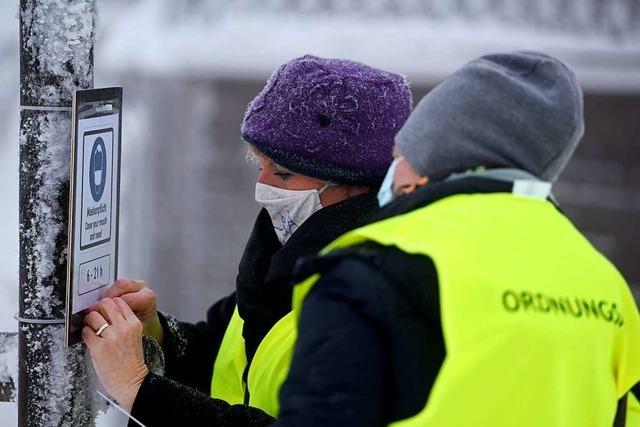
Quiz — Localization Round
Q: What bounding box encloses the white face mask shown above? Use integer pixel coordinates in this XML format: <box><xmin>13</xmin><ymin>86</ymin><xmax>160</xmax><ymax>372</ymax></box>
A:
<box><xmin>255</xmin><ymin>181</ymin><xmax>332</xmax><ymax>245</ymax></box>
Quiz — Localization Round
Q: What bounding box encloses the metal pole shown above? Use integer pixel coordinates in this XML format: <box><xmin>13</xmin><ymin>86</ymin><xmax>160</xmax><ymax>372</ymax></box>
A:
<box><xmin>19</xmin><ymin>1</ymin><xmax>98</xmax><ymax>425</ymax></box>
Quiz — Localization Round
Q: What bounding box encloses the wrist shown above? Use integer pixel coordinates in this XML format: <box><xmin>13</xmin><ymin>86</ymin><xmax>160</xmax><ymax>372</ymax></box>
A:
<box><xmin>118</xmin><ymin>365</ymin><xmax>149</xmax><ymax>412</ymax></box>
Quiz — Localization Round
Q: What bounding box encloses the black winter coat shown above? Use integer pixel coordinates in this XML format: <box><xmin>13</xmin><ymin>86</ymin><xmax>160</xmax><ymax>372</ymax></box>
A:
<box><xmin>129</xmin><ymin>191</ymin><xmax>379</xmax><ymax>426</ymax></box>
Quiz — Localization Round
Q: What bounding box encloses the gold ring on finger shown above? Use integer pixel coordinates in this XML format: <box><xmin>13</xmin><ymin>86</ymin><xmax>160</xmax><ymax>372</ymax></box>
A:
<box><xmin>95</xmin><ymin>323</ymin><xmax>110</xmax><ymax>337</ymax></box>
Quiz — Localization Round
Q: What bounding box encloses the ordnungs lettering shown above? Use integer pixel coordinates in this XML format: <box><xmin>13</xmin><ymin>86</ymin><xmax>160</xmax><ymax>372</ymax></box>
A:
<box><xmin>502</xmin><ymin>290</ymin><xmax>624</xmax><ymax>327</ymax></box>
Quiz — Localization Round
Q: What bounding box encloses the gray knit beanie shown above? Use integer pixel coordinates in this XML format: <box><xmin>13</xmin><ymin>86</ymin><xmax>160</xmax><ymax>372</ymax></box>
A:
<box><xmin>396</xmin><ymin>51</ymin><xmax>584</xmax><ymax>182</ymax></box>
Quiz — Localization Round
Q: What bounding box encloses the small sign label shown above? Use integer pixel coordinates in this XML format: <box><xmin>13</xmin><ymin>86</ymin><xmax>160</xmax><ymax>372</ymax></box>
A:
<box><xmin>78</xmin><ymin>255</ymin><xmax>111</xmax><ymax>296</ymax></box>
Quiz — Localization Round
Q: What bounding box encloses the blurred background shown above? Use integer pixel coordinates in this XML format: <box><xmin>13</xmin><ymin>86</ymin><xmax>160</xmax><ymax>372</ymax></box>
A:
<box><xmin>0</xmin><ymin>0</ymin><xmax>639</xmax><ymax>330</ymax></box>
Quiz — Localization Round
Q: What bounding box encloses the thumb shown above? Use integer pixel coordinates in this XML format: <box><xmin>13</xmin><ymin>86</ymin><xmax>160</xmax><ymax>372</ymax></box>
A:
<box><xmin>120</xmin><ymin>289</ymin><xmax>156</xmax><ymax>317</ymax></box>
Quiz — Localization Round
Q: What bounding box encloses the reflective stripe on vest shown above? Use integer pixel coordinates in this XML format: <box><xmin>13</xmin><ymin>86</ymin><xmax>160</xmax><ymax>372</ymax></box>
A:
<box><xmin>211</xmin><ymin>306</ymin><xmax>296</xmax><ymax>417</ymax></box>
<box><xmin>291</xmin><ymin>193</ymin><xmax>640</xmax><ymax>427</ymax></box>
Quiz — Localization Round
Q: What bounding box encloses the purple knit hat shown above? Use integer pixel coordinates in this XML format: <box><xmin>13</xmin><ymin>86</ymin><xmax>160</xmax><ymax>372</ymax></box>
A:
<box><xmin>241</xmin><ymin>55</ymin><xmax>412</xmax><ymax>185</ymax></box>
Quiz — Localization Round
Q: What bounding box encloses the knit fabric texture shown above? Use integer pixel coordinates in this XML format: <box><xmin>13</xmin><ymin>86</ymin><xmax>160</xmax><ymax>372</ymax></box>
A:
<box><xmin>396</xmin><ymin>51</ymin><xmax>584</xmax><ymax>183</ymax></box>
<box><xmin>242</xmin><ymin>55</ymin><xmax>412</xmax><ymax>185</ymax></box>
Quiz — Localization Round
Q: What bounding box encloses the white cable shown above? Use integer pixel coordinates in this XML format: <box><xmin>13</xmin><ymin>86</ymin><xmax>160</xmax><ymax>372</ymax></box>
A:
<box><xmin>96</xmin><ymin>390</ymin><xmax>147</xmax><ymax>427</ymax></box>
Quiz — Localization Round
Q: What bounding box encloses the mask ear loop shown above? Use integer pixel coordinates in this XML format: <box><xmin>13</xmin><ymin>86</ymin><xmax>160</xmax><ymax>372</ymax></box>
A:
<box><xmin>318</xmin><ymin>181</ymin><xmax>334</xmax><ymax>195</ymax></box>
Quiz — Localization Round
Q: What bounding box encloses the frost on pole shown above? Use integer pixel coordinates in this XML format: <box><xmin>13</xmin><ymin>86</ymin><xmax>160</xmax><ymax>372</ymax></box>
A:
<box><xmin>19</xmin><ymin>0</ymin><xmax>105</xmax><ymax>425</ymax></box>
<box><xmin>21</xmin><ymin>0</ymin><xmax>94</xmax><ymax>106</ymax></box>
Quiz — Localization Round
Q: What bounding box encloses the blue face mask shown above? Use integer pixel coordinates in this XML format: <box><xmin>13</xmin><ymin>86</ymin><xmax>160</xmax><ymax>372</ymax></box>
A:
<box><xmin>377</xmin><ymin>157</ymin><xmax>402</xmax><ymax>207</ymax></box>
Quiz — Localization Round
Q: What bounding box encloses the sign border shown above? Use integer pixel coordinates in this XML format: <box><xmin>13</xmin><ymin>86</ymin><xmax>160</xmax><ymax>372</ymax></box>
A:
<box><xmin>66</xmin><ymin>87</ymin><xmax>122</xmax><ymax>347</ymax></box>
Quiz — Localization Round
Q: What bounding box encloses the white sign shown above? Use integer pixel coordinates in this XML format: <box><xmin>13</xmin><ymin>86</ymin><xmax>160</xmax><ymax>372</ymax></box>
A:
<box><xmin>66</xmin><ymin>87</ymin><xmax>122</xmax><ymax>346</ymax></box>
<box><xmin>71</xmin><ymin>114</ymin><xmax>120</xmax><ymax>314</ymax></box>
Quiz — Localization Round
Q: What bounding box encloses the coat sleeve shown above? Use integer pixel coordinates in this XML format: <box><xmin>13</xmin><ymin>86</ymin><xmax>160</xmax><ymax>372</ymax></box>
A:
<box><xmin>273</xmin><ymin>259</ymin><xmax>392</xmax><ymax>427</ymax></box>
<box><xmin>158</xmin><ymin>291</ymin><xmax>237</xmax><ymax>394</ymax></box>
<box><xmin>130</xmin><ymin>373</ymin><xmax>274</xmax><ymax>427</ymax></box>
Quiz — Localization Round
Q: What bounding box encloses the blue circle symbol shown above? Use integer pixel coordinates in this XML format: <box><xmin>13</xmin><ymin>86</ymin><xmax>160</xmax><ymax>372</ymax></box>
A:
<box><xmin>89</xmin><ymin>137</ymin><xmax>107</xmax><ymax>202</ymax></box>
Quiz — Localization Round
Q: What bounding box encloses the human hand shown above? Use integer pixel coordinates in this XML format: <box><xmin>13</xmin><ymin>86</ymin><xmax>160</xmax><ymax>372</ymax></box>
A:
<box><xmin>83</xmin><ymin>298</ymin><xmax>149</xmax><ymax>411</ymax></box>
<box><xmin>99</xmin><ymin>279</ymin><xmax>164</xmax><ymax>344</ymax></box>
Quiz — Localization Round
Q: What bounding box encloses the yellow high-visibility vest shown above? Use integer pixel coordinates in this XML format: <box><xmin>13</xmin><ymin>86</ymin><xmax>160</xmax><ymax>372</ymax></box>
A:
<box><xmin>291</xmin><ymin>192</ymin><xmax>640</xmax><ymax>426</ymax></box>
<box><xmin>210</xmin><ymin>307</ymin><xmax>246</xmax><ymax>406</ymax></box>
<box><xmin>210</xmin><ymin>306</ymin><xmax>295</xmax><ymax>417</ymax></box>
<box><xmin>628</xmin><ymin>392</ymin><xmax>640</xmax><ymax>425</ymax></box>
